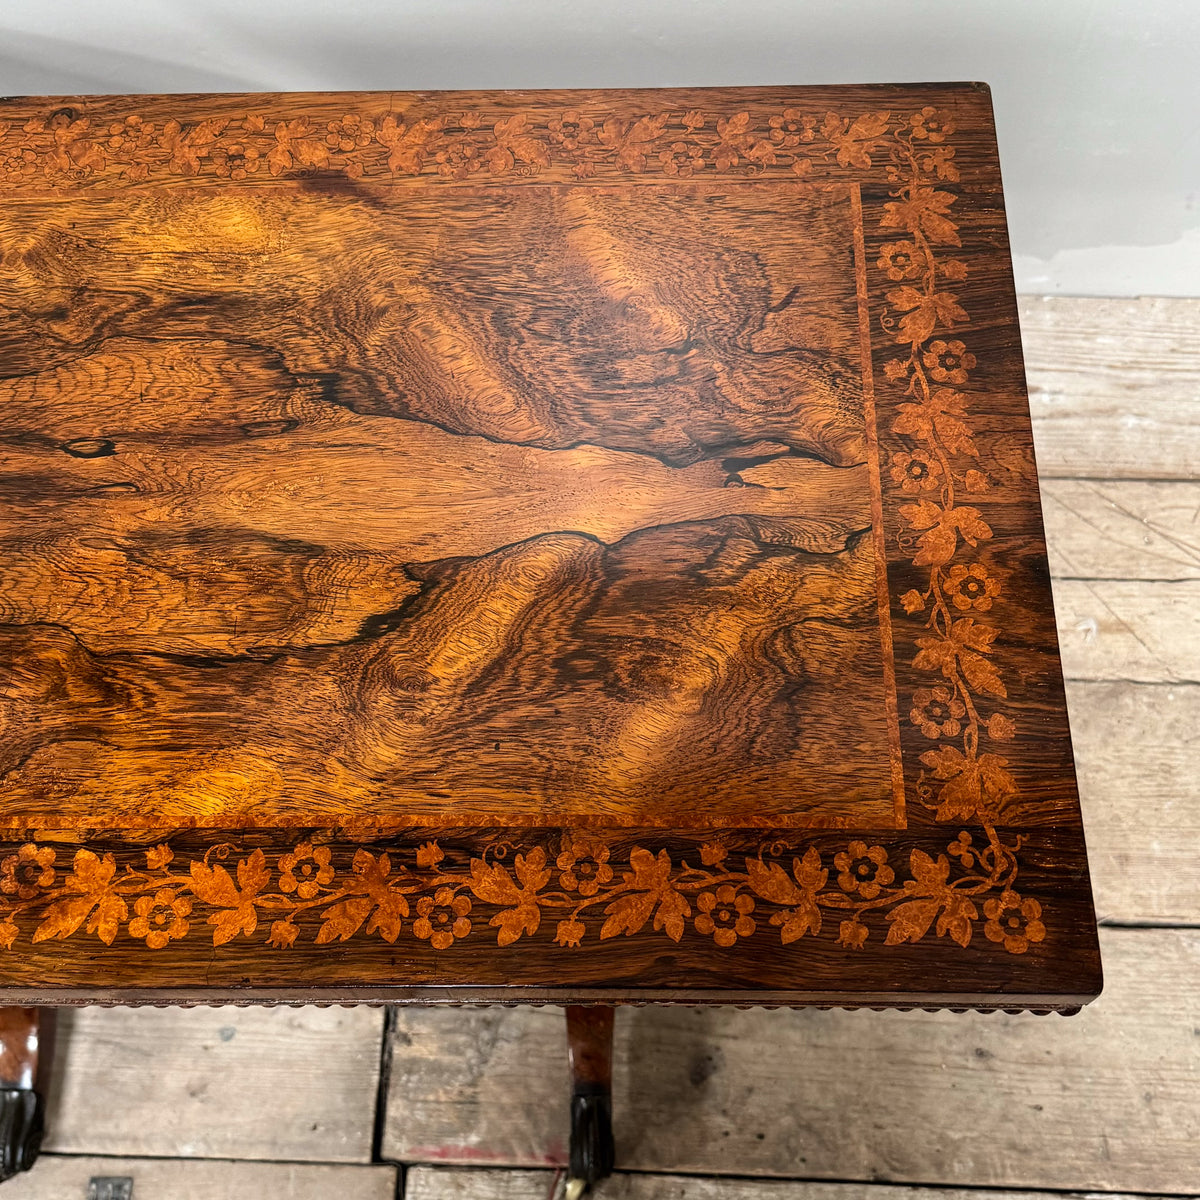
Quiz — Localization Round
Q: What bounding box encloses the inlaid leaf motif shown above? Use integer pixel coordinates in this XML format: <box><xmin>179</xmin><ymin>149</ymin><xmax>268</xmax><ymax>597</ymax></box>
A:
<box><xmin>267</xmin><ymin>118</ymin><xmax>330</xmax><ymax>175</ymax></box>
<box><xmin>881</xmin><ymin>187</ymin><xmax>961</xmax><ymax>245</ymax></box>
<box><xmin>32</xmin><ymin>849</ymin><xmax>120</xmax><ymax>944</ymax></box>
<box><xmin>598</xmin><ymin>112</ymin><xmax>670</xmax><ymax>172</ymax></box>
<box><xmin>600</xmin><ymin>889</ymin><xmax>656</xmax><ymax>940</ymax></box>
<box><xmin>823</xmin><ymin>110</ymin><xmax>890</xmax><ymax>168</ymax></box>
<box><xmin>885</xmin><ymin>898</ymin><xmax>942</xmax><ymax>944</ymax></box>
<box><xmin>745</xmin><ymin>856</ymin><xmax>804</xmax><ymax>905</ymax></box>
<box><xmin>713</xmin><ymin>110</ymin><xmax>752</xmax><ymax>170</ymax></box>
<box><xmin>352</xmin><ymin>850</ymin><xmax>410</xmax><ymax>942</ymax></box>
<box><xmin>892</xmin><ymin>388</ymin><xmax>975</xmax><ymax>453</ymax></box>
<box><xmin>773</xmin><ymin>899</ymin><xmax>822</xmax><ymax>943</ymax></box>
<box><xmin>487</xmin><ymin>113</ymin><xmax>550</xmax><ymax>173</ymax></box>
<box><xmin>904</xmin><ymin>848</ymin><xmax>952</xmax><ymax>896</ymax></box>
<box><xmin>920</xmin><ymin>747</ymin><xmax>1018</xmax><ymax>821</ymax></box>
<box><xmin>653</xmin><ymin>888</ymin><xmax>691</xmax><ymax>942</ymax></box>
<box><xmin>600</xmin><ymin>847</ymin><xmax>685</xmax><ymax>940</ymax></box>
<box><xmin>936</xmin><ymin>892</ymin><xmax>979</xmax><ymax>947</ymax></box>
<box><xmin>316</xmin><ymin>896</ymin><xmax>373</xmax><ymax>944</ymax></box>
<box><xmin>914</xmin><ymin>617</ymin><xmax>1005</xmax><ymax>699</ymax></box>
<box><xmin>87</xmin><ymin>893</ymin><xmax>129</xmax><ymax>945</ymax></box>
<box><xmin>901</xmin><ymin>501</ymin><xmax>992</xmax><ymax>567</ymax></box>
<box><xmin>887</xmin><ymin>847</ymin><xmax>956</xmax><ymax>947</ymax></box>
<box><xmin>159</xmin><ymin>118</ymin><xmax>228</xmax><ymax>175</ymax></box>
<box><xmin>190</xmin><ymin>849</ymin><xmax>269</xmax><ymax>946</ymax></box>
<box><xmin>472</xmin><ymin>847</ymin><xmax>549</xmax><ymax>946</ymax></box>
<box><xmin>886</xmin><ymin>287</ymin><xmax>969</xmax><ymax>346</ymax></box>
<box><xmin>772</xmin><ymin>847</ymin><xmax>829</xmax><ymax>942</ymax></box>
<box><xmin>375</xmin><ymin>115</ymin><xmax>446</xmax><ymax>173</ymax></box>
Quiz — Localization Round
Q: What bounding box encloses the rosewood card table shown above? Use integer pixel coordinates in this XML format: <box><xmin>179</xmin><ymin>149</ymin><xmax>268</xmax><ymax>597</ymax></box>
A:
<box><xmin>0</xmin><ymin>83</ymin><xmax>1101</xmax><ymax>1189</ymax></box>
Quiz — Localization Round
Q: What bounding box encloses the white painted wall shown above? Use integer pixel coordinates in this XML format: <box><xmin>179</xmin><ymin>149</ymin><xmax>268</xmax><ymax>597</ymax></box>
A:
<box><xmin>2</xmin><ymin>0</ymin><xmax>1196</xmax><ymax>296</ymax></box>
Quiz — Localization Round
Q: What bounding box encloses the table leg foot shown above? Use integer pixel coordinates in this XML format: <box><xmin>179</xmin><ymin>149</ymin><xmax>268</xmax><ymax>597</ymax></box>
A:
<box><xmin>565</xmin><ymin>1005</ymin><xmax>615</xmax><ymax>1194</ymax></box>
<box><xmin>0</xmin><ymin>1089</ymin><xmax>43</xmax><ymax>1182</ymax></box>
<box><xmin>0</xmin><ymin>1008</ymin><xmax>52</xmax><ymax>1183</ymax></box>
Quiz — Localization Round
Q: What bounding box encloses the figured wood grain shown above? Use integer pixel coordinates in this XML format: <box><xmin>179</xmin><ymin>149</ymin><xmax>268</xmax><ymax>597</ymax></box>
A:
<box><xmin>0</xmin><ymin>176</ymin><xmax>898</xmax><ymax>832</ymax></box>
<box><xmin>1</xmin><ymin>1157</ymin><xmax>398</xmax><ymax>1200</ymax></box>
<box><xmin>1021</xmin><ymin>296</ymin><xmax>1200</xmax><ymax>480</ymax></box>
<box><xmin>382</xmin><ymin>930</ymin><xmax>1198</xmax><ymax>1193</ymax></box>
<box><xmin>43</xmin><ymin>1005</ymin><xmax>384</xmax><ymax>1162</ymax></box>
<box><xmin>406</xmin><ymin>1169</ymin><xmax>1174</xmax><ymax>1200</ymax></box>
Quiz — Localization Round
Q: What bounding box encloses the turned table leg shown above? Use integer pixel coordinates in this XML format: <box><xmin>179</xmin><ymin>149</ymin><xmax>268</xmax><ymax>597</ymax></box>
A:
<box><xmin>0</xmin><ymin>1008</ymin><xmax>52</xmax><ymax>1182</ymax></box>
<box><xmin>565</xmin><ymin>1005</ymin><xmax>615</xmax><ymax>1196</ymax></box>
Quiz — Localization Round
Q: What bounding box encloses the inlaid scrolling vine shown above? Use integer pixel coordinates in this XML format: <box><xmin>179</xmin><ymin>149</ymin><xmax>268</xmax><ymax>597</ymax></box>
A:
<box><xmin>0</xmin><ymin>103</ymin><xmax>944</xmax><ymax>185</ymax></box>
<box><xmin>0</xmin><ymin>831</ymin><xmax>1042</xmax><ymax>956</ymax></box>
<box><xmin>0</xmin><ymin>100</ymin><xmax>1034</xmax><ymax>955</ymax></box>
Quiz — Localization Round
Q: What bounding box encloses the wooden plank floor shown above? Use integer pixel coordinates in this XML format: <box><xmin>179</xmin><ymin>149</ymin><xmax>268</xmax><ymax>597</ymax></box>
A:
<box><xmin>13</xmin><ymin>297</ymin><xmax>1200</xmax><ymax>1199</ymax></box>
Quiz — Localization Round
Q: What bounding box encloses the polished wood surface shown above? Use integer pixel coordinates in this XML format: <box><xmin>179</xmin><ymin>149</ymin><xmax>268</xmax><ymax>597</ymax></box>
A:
<box><xmin>0</xmin><ymin>85</ymin><xmax>1099</xmax><ymax>1008</ymax></box>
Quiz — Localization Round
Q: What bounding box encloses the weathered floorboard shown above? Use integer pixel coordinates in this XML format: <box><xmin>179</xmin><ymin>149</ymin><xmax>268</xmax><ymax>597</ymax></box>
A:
<box><xmin>1067</xmin><ymin>681</ymin><xmax>1200</xmax><ymax>924</ymax></box>
<box><xmin>43</xmin><ymin>1005</ymin><xmax>384</xmax><ymax>1162</ymax></box>
<box><xmin>382</xmin><ymin>929</ymin><xmax>1200</xmax><ymax>1194</ymax></box>
<box><xmin>1040</xmin><ymin>479</ymin><xmax>1200</xmax><ymax>580</ymax></box>
<box><xmin>1022</xmin><ymin>296</ymin><xmax>1200</xmax><ymax>480</ymax></box>
<box><xmin>2</xmin><ymin>1157</ymin><xmax>397</xmax><ymax>1200</ymax></box>
<box><xmin>1054</xmin><ymin>579</ymin><xmax>1200</xmax><ymax>682</ymax></box>
<box><xmin>407</xmin><ymin>1167</ymin><xmax>1175</xmax><ymax>1200</ymax></box>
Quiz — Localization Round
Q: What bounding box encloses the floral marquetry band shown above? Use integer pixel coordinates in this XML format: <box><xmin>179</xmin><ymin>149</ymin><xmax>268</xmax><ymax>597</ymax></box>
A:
<box><xmin>1</xmin><ymin>101</ymin><xmax>962</xmax><ymax>186</ymax></box>
<box><xmin>0</xmin><ymin>828</ymin><xmax>1041</xmax><ymax>957</ymax></box>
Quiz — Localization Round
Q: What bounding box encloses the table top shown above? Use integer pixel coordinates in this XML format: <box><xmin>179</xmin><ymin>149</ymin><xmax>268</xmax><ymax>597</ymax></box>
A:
<box><xmin>0</xmin><ymin>84</ymin><xmax>1100</xmax><ymax>1009</ymax></box>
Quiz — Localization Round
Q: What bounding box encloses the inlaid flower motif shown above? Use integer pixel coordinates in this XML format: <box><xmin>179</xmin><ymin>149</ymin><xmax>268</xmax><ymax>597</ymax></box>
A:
<box><xmin>910</xmin><ymin>686</ymin><xmax>966</xmax><ymax>739</ymax></box>
<box><xmin>278</xmin><ymin>842</ymin><xmax>334</xmax><ymax>899</ymax></box>
<box><xmin>695</xmin><ymin>886</ymin><xmax>755</xmax><ymax>947</ymax></box>
<box><xmin>104</xmin><ymin>115</ymin><xmax>154</xmax><ymax>153</ymax></box>
<box><xmin>212</xmin><ymin>142</ymin><xmax>262</xmax><ymax>179</ymax></box>
<box><xmin>326</xmin><ymin>114</ymin><xmax>374</xmax><ymax>152</ymax></box>
<box><xmin>876</xmin><ymin>240</ymin><xmax>923</xmax><ymax>281</ymax></box>
<box><xmin>0</xmin><ymin>844</ymin><xmax>55</xmax><ymax>899</ymax></box>
<box><xmin>767</xmin><ymin>108</ymin><xmax>814</xmax><ymax>147</ymax></box>
<box><xmin>413</xmin><ymin>888</ymin><xmax>472</xmax><ymax>949</ymax></box>
<box><xmin>909</xmin><ymin>105</ymin><xmax>957</xmax><ymax>143</ymax></box>
<box><xmin>943</xmin><ymin>562</ymin><xmax>1001</xmax><ymax>611</ymax></box>
<box><xmin>890</xmin><ymin>449</ymin><xmax>942</xmax><ymax>492</ymax></box>
<box><xmin>435</xmin><ymin>139</ymin><xmax>483</xmax><ymax>179</ymax></box>
<box><xmin>922</xmin><ymin>338</ymin><xmax>976</xmax><ymax>384</ymax></box>
<box><xmin>983</xmin><ymin>891</ymin><xmax>1045</xmax><ymax>954</ymax></box>
<box><xmin>129</xmin><ymin>888</ymin><xmax>192</xmax><ymax>949</ymax></box>
<box><xmin>556</xmin><ymin>838</ymin><xmax>613</xmax><ymax>897</ymax></box>
<box><xmin>659</xmin><ymin>141</ymin><xmax>705</xmax><ymax>177</ymax></box>
<box><xmin>547</xmin><ymin>109</ymin><xmax>595</xmax><ymax>151</ymax></box>
<box><xmin>1</xmin><ymin>147</ymin><xmax>38</xmax><ymax>181</ymax></box>
<box><xmin>834</xmin><ymin>842</ymin><xmax>894</xmax><ymax>899</ymax></box>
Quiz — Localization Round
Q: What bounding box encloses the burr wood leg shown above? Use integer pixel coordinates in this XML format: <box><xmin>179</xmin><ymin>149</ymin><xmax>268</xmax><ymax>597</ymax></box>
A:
<box><xmin>0</xmin><ymin>1007</ymin><xmax>52</xmax><ymax>1182</ymax></box>
<box><xmin>565</xmin><ymin>1005</ymin><xmax>615</xmax><ymax>1195</ymax></box>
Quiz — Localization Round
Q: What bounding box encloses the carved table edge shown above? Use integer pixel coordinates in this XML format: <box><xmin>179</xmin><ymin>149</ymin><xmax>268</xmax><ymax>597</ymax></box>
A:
<box><xmin>0</xmin><ymin>989</ymin><xmax>1091</xmax><ymax>1015</ymax></box>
